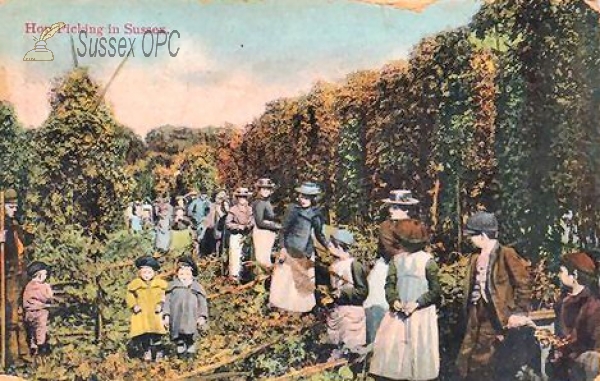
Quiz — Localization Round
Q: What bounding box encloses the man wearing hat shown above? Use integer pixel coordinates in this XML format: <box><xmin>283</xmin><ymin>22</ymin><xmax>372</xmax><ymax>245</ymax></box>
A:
<box><xmin>225</xmin><ymin>187</ymin><xmax>254</xmax><ymax>282</ymax></box>
<box><xmin>252</xmin><ymin>178</ymin><xmax>282</xmax><ymax>270</ymax></box>
<box><xmin>457</xmin><ymin>211</ymin><xmax>533</xmax><ymax>381</ymax></box>
<box><xmin>1</xmin><ymin>188</ymin><xmax>31</xmax><ymax>365</ymax></box>
<box><xmin>187</xmin><ymin>188</ymin><xmax>211</xmax><ymax>253</ymax></box>
<box><xmin>550</xmin><ymin>251</ymin><xmax>600</xmax><ymax>380</ymax></box>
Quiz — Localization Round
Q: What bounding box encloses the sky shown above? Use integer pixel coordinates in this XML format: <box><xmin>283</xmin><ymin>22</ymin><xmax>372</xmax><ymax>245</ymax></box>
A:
<box><xmin>0</xmin><ymin>0</ymin><xmax>482</xmax><ymax>136</ymax></box>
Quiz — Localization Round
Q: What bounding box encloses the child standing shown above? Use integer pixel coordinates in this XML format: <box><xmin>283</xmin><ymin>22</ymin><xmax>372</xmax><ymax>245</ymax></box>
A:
<box><xmin>163</xmin><ymin>256</ymin><xmax>209</xmax><ymax>358</ymax></box>
<box><xmin>126</xmin><ymin>256</ymin><xmax>168</xmax><ymax>361</ymax></box>
<box><xmin>22</xmin><ymin>261</ymin><xmax>53</xmax><ymax>356</ymax></box>
<box><xmin>326</xmin><ymin>229</ymin><xmax>368</xmax><ymax>360</ymax></box>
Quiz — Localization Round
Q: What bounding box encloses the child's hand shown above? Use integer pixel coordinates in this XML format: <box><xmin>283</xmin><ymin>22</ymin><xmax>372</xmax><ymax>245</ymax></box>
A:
<box><xmin>132</xmin><ymin>305</ymin><xmax>141</xmax><ymax>314</ymax></box>
<box><xmin>163</xmin><ymin>315</ymin><xmax>169</xmax><ymax>327</ymax></box>
<box><xmin>197</xmin><ymin>317</ymin><xmax>208</xmax><ymax>331</ymax></box>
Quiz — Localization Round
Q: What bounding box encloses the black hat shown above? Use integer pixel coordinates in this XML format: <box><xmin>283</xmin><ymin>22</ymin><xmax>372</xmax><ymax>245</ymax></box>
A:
<box><xmin>463</xmin><ymin>211</ymin><xmax>498</xmax><ymax>236</ymax></box>
<box><xmin>27</xmin><ymin>261</ymin><xmax>50</xmax><ymax>278</ymax></box>
<box><xmin>177</xmin><ymin>256</ymin><xmax>199</xmax><ymax>277</ymax></box>
<box><xmin>135</xmin><ymin>256</ymin><xmax>160</xmax><ymax>271</ymax></box>
<box><xmin>255</xmin><ymin>178</ymin><xmax>276</xmax><ymax>189</ymax></box>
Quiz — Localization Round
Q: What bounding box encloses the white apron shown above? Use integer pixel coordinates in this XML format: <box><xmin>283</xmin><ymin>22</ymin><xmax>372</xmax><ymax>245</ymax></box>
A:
<box><xmin>269</xmin><ymin>252</ymin><xmax>316</xmax><ymax>313</ymax></box>
<box><xmin>228</xmin><ymin>233</ymin><xmax>243</xmax><ymax>278</ymax></box>
<box><xmin>327</xmin><ymin>257</ymin><xmax>366</xmax><ymax>349</ymax></box>
<box><xmin>252</xmin><ymin>227</ymin><xmax>277</xmax><ymax>268</ymax></box>
<box><xmin>370</xmin><ymin>251</ymin><xmax>439</xmax><ymax>380</ymax></box>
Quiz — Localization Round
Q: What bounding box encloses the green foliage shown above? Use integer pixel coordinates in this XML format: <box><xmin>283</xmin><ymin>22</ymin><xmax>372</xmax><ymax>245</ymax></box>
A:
<box><xmin>145</xmin><ymin>124</ymin><xmax>236</xmax><ymax>155</ymax></box>
<box><xmin>28</xmin><ymin>68</ymin><xmax>133</xmax><ymax>239</ymax></box>
<box><xmin>0</xmin><ymin>101</ymin><xmax>30</xmax><ymax>194</ymax></box>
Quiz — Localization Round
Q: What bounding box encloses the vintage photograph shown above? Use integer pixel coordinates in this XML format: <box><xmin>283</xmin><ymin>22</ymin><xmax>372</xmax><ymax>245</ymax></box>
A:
<box><xmin>0</xmin><ymin>0</ymin><xmax>600</xmax><ymax>379</ymax></box>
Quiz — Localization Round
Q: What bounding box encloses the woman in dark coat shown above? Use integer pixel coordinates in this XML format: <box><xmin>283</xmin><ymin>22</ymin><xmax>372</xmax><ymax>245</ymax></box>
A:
<box><xmin>269</xmin><ymin>182</ymin><xmax>334</xmax><ymax>312</ymax></box>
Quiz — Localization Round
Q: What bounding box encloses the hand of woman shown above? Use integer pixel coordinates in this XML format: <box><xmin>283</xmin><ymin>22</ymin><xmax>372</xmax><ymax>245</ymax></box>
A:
<box><xmin>392</xmin><ymin>300</ymin><xmax>403</xmax><ymax>312</ymax></box>
<box><xmin>402</xmin><ymin>302</ymin><xmax>419</xmax><ymax>316</ymax></box>
<box><xmin>278</xmin><ymin>249</ymin><xmax>287</xmax><ymax>264</ymax></box>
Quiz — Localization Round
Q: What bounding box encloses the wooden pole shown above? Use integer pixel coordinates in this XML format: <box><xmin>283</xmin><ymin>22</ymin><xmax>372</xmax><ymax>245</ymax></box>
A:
<box><xmin>0</xmin><ymin>190</ymin><xmax>6</xmax><ymax>370</ymax></box>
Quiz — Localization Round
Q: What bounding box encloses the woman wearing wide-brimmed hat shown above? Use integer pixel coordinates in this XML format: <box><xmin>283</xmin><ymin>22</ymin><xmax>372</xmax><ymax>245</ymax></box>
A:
<box><xmin>252</xmin><ymin>178</ymin><xmax>282</xmax><ymax>270</ymax></box>
<box><xmin>369</xmin><ymin>218</ymin><xmax>441</xmax><ymax>381</ymax></box>
<box><xmin>364</xmin><ymin>190</ymin><xmax>421</xmax><ymax>345</ymax></box>
<box><xmin>225</xmin><ymin>187</ymin><xmax>254</xmax><ymax>281</ymax></box>
<box><xmin>269</xmin><ymin>182</ymin><xmax>334</xmax><ymax>313</ymax></box>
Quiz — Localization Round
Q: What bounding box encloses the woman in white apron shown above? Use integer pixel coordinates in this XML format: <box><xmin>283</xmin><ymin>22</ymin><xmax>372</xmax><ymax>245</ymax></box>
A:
<box><xmin>364</xmin><ymin>190</ymin><xmax>418</xmax><ymax>344</ymax></box>
<box><xmin>370</xmin><ymin>217</ymin><xmax>441</xmax><ymax>381</ymax></box>
<box><xmin>252</xmin><ymin>178</ymin><xmax>281</xmax><ymax>270</ymax></box>
<box><xmin>269</xmin><ymin>182</ymin><xmax>334</xmax><ymax>313</ymax></box>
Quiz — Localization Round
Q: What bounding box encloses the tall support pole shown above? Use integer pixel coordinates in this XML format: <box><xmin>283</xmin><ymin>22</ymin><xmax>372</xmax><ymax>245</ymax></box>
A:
<box><xmin>0</xmin><ymin>190</ymin><xmax>6</xmax><ymax>370</ymax></box>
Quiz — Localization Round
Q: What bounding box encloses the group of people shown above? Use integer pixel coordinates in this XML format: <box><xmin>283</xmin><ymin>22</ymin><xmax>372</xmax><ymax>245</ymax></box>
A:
<box><xmin>4</xmin><ymin>181</ymin><xmax>600</xmax><ymax>380</ymax></box>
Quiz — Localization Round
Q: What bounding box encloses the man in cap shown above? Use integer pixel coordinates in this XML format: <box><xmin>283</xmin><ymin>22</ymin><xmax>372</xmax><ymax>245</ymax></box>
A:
<box><xmin>0</xmin><ymin>188</ymin><xmax>31</xmax><ymax>365</ymax></box>
<box><xmin>457</xmin><ymin>211</ymin><xmax>533</xmax><ymax>381</ymax></box>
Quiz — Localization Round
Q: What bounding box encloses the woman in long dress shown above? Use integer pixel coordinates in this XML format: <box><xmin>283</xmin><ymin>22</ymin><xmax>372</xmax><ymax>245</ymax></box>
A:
<box><xmin>269</xmin><ymin>182</ymin><xmax>334</xmax><ymax>313</ymax></box>
<box><xmin>370</xmin><ymin>217</ymin><xmax>441</xmax><ymax>381</ymax></box>
<box><xmin>364</xmin><ymin>190</ymin><xmax>417</xmax><ymax>344</ymax></box>
<box><xmin>252</xmin><ymin>178</ymin><xmax>281</xmax><ymax>270</ymax></box>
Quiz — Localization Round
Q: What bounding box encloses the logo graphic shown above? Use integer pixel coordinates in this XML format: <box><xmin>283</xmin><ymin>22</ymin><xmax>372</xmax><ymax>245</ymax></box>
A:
<box><xmin>23</xmin><ymin>22</ymin><xmax>65</xmax><ymax>61</ymax></box>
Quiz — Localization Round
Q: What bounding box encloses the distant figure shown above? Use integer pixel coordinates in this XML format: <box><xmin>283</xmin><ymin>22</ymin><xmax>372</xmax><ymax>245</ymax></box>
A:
<box><xmin>205</xmin><ymin>189</ymin><xmax>230</xmax><ymax>258</ymax></box>
<box><xmin>22</xmin><ymin>261</ymin><xmax>53</xmax><ymax>356</ymax></box>
<box><xmin>226</xmin><ymin>187</ymin><xmax>254</xmax><ymax>281</ymax></box>
<box><xmin>252</xmin><ymin>178</ymin><xmax>281</xmax><ymax>270</ymax></box>
<box><xmin>187</xmin><ymin>189</ymin><xmax>211</xmax><ymax>255</ymax></box>
<box><xmin>171</xmin><ymin>206</ymin><xmax>193</xmax><ymax>252</ymax></box>
<box><xmin>129</xmin><ymin>203</ymin><xmax>143</xmax><ymax>234</ymax></box>
<box><xmin>154</xmin><ymin>202</ymin><xmax>172</xmax><ymax>255</ymax></box>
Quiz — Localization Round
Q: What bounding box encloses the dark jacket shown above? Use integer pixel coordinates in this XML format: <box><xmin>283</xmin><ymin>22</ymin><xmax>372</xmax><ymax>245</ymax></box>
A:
<box><xmin>463</xmin><ymin>244</ymin><xmax>532</xmax><ymax>331</ymax></box>
<box><xmin>559</xmin><ymin>287</ymin><xmax>600</xmax><ymax>357</ymax></box>
<box><xmin>252</xmin><ymin>199</ymin><xmax>281</xmax><ymax>232</ymax></box>
<box><xmin>225</xmin><ymin>204</ymin><xmax>253</xmax><ymax>235</ymax></box>
<box><xmin>279</xmin><ymin>205</ymin><xmax>329</xmax><ymax>258</ymax></box>
<box><xmin>335</xmin><ymin>260</ymin><xmax>369</xmax><ymax>306</ymax></box>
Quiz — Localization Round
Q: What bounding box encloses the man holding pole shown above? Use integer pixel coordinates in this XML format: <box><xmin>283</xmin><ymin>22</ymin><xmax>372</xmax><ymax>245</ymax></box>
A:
<box><xmin>0</xmin><ymin>188</ymin><xmax>30</xmax><ymax>368</ymax></box>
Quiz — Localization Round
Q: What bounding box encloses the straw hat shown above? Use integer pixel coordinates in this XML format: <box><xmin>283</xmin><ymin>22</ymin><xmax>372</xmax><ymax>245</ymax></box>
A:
<box><xmin>382</xmin><ymin>190</ymin><xmax>419</xmax><ymax>205</ymax></box>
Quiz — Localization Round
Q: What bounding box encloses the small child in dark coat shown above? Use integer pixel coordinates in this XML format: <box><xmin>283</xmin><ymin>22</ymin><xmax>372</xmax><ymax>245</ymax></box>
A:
<box><xmin>163</xmin><ymin>256</ymin><xmax>209</xmax><ymax>358</ymax></box>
